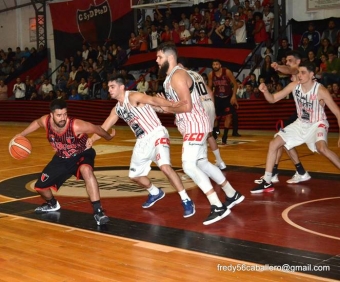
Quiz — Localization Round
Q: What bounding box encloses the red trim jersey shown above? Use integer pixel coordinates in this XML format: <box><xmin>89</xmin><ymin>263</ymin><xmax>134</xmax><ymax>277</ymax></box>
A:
<box><xmin>46</xmin><ymin>117</ymin><xmax>88</xmax><ymax>158</ymax></box>
<box><xmin>115</xmin><ymin>91</ymin><xmax>162</xmax><ymax>138</ymax></box>
<box><xmin>212</xmin><ymin>68</ymin><xmax>233</xmax><ymax>98</ymax></box>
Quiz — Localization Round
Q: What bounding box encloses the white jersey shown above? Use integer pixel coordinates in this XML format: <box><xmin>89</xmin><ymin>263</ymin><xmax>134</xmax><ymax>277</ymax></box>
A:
<box><xmin>293</xmin><ymin>82</ymin><xmax>327</xmax><ymax>124</ymax></box>
<box><xmin>163</xmin><ymin>66</ymin><xmax>211</xmax><ymax>135</ymax></box>
<box><xmin>115</xmin><ymin>91</ymin><xmax>162</xmax><ymax>138</ymax></box>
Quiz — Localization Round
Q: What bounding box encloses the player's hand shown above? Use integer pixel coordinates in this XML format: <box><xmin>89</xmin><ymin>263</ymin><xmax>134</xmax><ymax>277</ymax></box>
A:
<box><xmin>156</xmin><ymin>92</ymin><xmax>166</xmax><ymax>99</ymax></box>
<box><xmin>86</xmin><ymin>138</ymin><xmax>94</xmax><ymax>149</ymax></box>
<box><xmin>171</xmin><ymin>100</ymin><xmax>187</xmax><ymax>108</ymax></box>
<box><xmin>271</xmin><ymin>62</ymin><xmax>279</xmax><ymax>71</ymax></box>
<box><xmin>231</xmin><ymin>96</ymin><xmax>239</xmax><ymax>109</ymax></box>
<box><xmin>110</xmin><ymin>128</ymin><xmax>116</xmax><ymax>139</ymax></box>
<box><xmin>259</xmin><ymin>83</ymin><xmax>268</xmax><ymax>93</ymax></box>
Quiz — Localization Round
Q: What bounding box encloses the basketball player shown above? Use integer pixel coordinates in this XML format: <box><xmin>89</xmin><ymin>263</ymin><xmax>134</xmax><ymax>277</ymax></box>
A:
<box><xmin>88</xmin><ymin>75</ymin><xmax>196</xmax><ymax>218</ymax></box>
<box><xmin>255</xmin><ymin>50</ymin><xmax>311</xmax><ymax>185</ymax></box>
<box><xmin>156</xmin><ymin>42</ymin><xmax>244</xmax><ymax>225</ymax></box>
<box><xmin>208</xmin><ymin>59</ymin><xmax>241</xmax><ymax>145</ymax></box>
<box><xmin>177</xmin><ymin>57</ymin><xmax>226</xmax><ymax>170</ymax></box>
<box><xmin>252</xmin><ymin>61</ymin><xmax>340</xmax><ymax>193</ymax></box>
<box><xmin>14</xmin><ymin>99</ymin><xmax>115</xmax><ymax>225</ymax></box>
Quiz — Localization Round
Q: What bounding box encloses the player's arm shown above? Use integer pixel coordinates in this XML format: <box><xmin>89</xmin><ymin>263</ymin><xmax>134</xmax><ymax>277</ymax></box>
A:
<box><xmin>318</xmin><ymin>85</ymin><xmax>340</xmax><ymax>147</ymax></box>
<box><xmin>129</xmin><ymin>91</ymin><xmax>186</xmax><ymax>109</ymax></box>
<box><xmin>207</xmin><ymin>72</ymin><xmax>213</xmax><ymax>90</ymax></box>
<box><xmin>18</xmin><ymin>115</ymin><xmax>47</xmax><ymax>137</ymax></box>
<box><xmin>165</xmin><ymin>70</ymin><xmax>193</xmax><ymax>114</ymax></box>
<box><xmin>259</xmin><ymin>81</ymin><xmax>297</xmax><ymax>103</ymax></box>
<box><xmin>74</xmin><ymin>119</ymin><xmax>114</xmax><ymax>142</ymax></box>
<box><xmin>271</xmin><ymin>63</ymin><xmax>298</xmax><ymax>75</ymax></box>
<box><xmin>206</xmin><ymin>84</ymin><xmax>215</xmax><ymax>104</ymax></box>
<box><xmin>226</xmin><ymin>69</ymin><xmax>239</xmax><ymax>108</ymax></box>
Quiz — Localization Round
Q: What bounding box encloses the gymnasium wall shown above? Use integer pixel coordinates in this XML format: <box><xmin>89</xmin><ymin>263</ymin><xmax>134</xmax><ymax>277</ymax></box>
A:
<box><xmin>1</xmin><ymin>99</ymin><xmax>339</xmax><ymax>132</ymax></box>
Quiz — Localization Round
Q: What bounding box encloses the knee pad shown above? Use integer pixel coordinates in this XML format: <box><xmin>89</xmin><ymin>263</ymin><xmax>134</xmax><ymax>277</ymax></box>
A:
<box><xmin>182</xmin><ymin>160</ymin><xmax>212</xmax><ymax>194</ymax></box>
<box><xmin>197</xmin><ymin>158</ymin><xmax>225</xmax><ymax>185</ymax></box>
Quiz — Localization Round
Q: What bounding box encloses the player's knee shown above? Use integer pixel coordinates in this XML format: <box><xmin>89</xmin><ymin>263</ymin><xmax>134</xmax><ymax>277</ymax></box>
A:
<box><xmin>159</xmin><ymin>164</ymin><xmax>173</xmax><ymax>177</ymax></box>
<box><xmin>182</xmin><ymin>161</ymin><xmax>197</xmax><ymax>177</ymax></box>
<box><xmin>316</xmin><ymin>141</ymin><xmax>327</xmax><ymax>155</ymax></box>
<box><xmin>197</xmin><ymin>158</ymin><xmax>209</xmax><ymax>170</ymax></box>
<box><xmin>79</xmin><ymin>164</ymin><xmax>93</xmax><ymax>179</ymax></box>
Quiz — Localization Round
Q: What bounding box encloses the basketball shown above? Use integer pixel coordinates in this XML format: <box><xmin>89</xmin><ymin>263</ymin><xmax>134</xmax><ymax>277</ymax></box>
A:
<box><xmin>9</xmin><ymin>136</ymin><xmax>32</xmax><ymax>160</ymax></box>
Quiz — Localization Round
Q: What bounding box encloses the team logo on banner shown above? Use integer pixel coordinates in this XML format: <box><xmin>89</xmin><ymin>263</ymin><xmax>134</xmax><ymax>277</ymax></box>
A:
<box><xmin>77</xmin><ymin>0</ymin><xmax>112</xmax><ymax>45</ymax></box>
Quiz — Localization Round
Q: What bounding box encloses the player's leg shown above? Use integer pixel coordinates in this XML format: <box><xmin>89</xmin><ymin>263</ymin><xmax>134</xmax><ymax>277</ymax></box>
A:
<box><xmin>285</xmin><ymin>147</ymin><xmax>311</xmax><ymax>184</ymax></box>
<box><xmin>230</xmin><ymin>105</ymin><xmax>241</xmax><ymax>137</ymax></box>
<box><xmin>221</xmin><ymin>114</ymin><xmax>232</xmax><ymax>145</ymax></box>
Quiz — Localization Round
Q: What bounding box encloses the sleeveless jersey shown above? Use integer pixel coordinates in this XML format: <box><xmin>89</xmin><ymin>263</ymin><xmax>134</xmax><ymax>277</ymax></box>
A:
<box><xmin>115</xmin><ymin>91</ymin><xmax>162</xmax><ymax>138</ymax></box>
<box><xmin>163</xmin><ymin>66</ymin><xmax>211</xmax><ymax>134</ymax></box>
<box><xmin>212</xmin><ymin>68</ymin><xmax>233</xmax><ymax>98</ymax></box>
<box><xmin>293</xmin><ymin>82</ymin><xmax>327</xmax><ymax>123</ymax></box>
<box><xmin>187</xmin><ymin>69</ymin><xmax>212</xmax><ymax>102</ymax></box>
<box><xmin>46</xmin><ymin>117</ymin><xmax>88</xmax><ymax>158</ymax></box>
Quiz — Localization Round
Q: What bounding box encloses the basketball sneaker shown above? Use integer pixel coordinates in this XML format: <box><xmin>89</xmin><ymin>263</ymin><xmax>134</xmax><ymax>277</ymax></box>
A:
<box><xmin>286</xmin><ymin>171</ymin><xmax>311</xmax><ymax>184</ymax></box>
<box><xmin>142</xmin><ymin>189</ymin><xmax>165</xmax><ymax>208</ymax></box>
<box><xmin>94</xmin><ymin>209</ymin><xmax>110</xmax><ymax>226</ymax></box>
<box><xmin>225</xmin><ymin>191</ymin><xmax>245</xmax><ymax>209</ymax></box>
<box><xmin>34</xmin><ymin>201</ymin><xmax>61</xmax><ymax>214</ymax></box>
<box><xmin>182</xmin><ymin>199</ymin><xmax>195</xmax><ymax>218</ymax></box>
<box><xmin>215</xmin><ymin>161</ymin><xmax>227</xmax><ymax>170</ymax></box>
<box><xmin>254</xmin><ymin>173</ymin><xmax>279</xmax><ymax>184</ymax></box>
<box><xmin>203</xmin><ymin>204</ymin><xmax>230</xmax><ymax>225</ymax></box>
<box><xmin>251</xmin><ymin>179</ymin><xmax>275</xmax><ymax>194</ymax></box>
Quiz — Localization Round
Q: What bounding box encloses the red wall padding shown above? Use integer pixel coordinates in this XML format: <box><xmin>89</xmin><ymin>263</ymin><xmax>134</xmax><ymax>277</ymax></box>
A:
<box><xmin>0</xmin><ymin>99</ymin><xmax>339</xmax><ymax>132</ymax></box>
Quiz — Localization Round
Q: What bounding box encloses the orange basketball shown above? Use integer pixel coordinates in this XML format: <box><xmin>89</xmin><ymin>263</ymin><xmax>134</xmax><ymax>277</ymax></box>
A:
<box><xmin>9</xmin><ymin>136</ymin><xmax>32</xmax><ymax>160</ymax></box>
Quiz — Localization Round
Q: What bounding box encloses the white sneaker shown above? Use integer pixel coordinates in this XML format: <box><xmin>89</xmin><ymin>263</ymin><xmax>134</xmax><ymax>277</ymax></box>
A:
<box><xmin>286</xmin><ymin>171</ymin><xmax>311</xmax><ymax>184</ymax></box>
<box><xmin>216</xmin><ymin>161</ymin><xmax>227</xmax><ymax>170</ymax></box>
<box><xmin>254</xmin><ymin>174</ymin><xmax>279</xmax><ymax>184</ymax></box>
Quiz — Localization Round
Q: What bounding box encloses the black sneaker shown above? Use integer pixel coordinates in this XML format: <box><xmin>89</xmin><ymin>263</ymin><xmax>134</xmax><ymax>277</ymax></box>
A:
<box><xmin>94</xmin><ymin>209</ymin><xmax>110</xmax><ymax>225</ymax></box>
<box><xmin>232</xmin><ymin>133</ymin><xmax>241</xmax><ymax>137</ymax></box>
<box><xmin>251</xmin><ymin>179</ymin><xmax>275</xmax><ymax>194</ymax></box>
<box><xmin>35</xmin><ymin>201</ymin><xmax>61</xmax><ymax>214</ymax></box>
<box><xmin>225</xmin><ymin>191</ymin><xmax>245</xmax><ymax>209</ymax></box>
<box><xmin>203</xmin><ymin>204</ymin><xmax>230</xmax><ymax>225</ymax></box>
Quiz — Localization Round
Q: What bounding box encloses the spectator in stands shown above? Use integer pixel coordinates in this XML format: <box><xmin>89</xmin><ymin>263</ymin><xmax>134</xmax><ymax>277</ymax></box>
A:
<box><xmin>138</xmin><ymin>28</ymin><xmax>149</xmax><ymax>52</ymax></box>
<box><xmin>6</xmin><ymin>48</ymin><xmax>16</xmax><ymax>64</ymax></box>
<box><xmin>197</xmin><ymin>29</ymin><xmax>212</xmax><ymax>44</ymax></box>
<box><xmin>56</xmin><ymin>65</ymin><xmax>69</xmax><ymax>92</ymax></box>
<box><xmin>298</xmin><ymin>36</ymin><xmax>314</xmax><ymax>61</ymax></box>
<box><xmin>56</xmin><ymin>90</ymin><xmax>66</xmax><ymax>100</ymax></box>
<box><xmin>326</xmin><ymin>84</ymin><xmax>333</xmax><ymax>96</ymax></box>
<box><xmin>232</xmin><ymin>13</ymin><xmax>247</xmax><ymax>43</ymax></box>
<box><xmin>236</xmin><ymin>80</ymin><xmax>246</xmax><ymax>99</ymax></box>
<box><xmin>95</xmin><ymin>55</ymin><xmax>105</xmax><ymax>78</ymax></box>
<box><xmin>40</xmin><ymin>79</ymin><xmax>54</xmax><ymax>100</ymax></box>
<box><xmin>246</xmin><ymin>10</ymin><xmax>256</xmax><ymax>45</ymax></box>
<box><xmin>43</xmin><ymin>90</ymin><xmax>56</xmax><ymax>101</ymax></box>
<box><xmin>248</xmin><ymin>73</ymin><xmax>258</xmax><ymax>88</ymax></box>
<box><xmin>69</xmin><ymin>88</ymin><xmax>82</xmax><ymax>100</ymax></box>
<box><xmin>116</xmin><ymin>45</ymin><xmax>127</xmax><ymax>68</ymax></box>
<box><xmin>160</xmin><ymin>24</ymin><xmax>172</xmax><ymax>43</ymax></box>
<box><xmin>245</xmin><ymin>83</ymin><xmax>259</xmax><ymax>99</ymax></box>
<box><xmin>179</xmin><ymin>22</ymin><xmax>192</xmax><ymax>45</ymax></box>
<box><xmin>202</xmin><ymin>10</ymin><xmax>213</xmax><ymax>32</ymax></box>
<box><xmin>300</xmin><ymin>22</ymin><xmax>321</xmax><ymax>51</ymax></box>
<box><xmin>26</xmin><ymin>79</ymin><xmax>37</xmax><ymax>100</ymax></box>
<box><xmin>13</xmin><ymin>77</ymin><xmax>25</xmax><ymax>100</ymax></box>
<box><xmin>306</xmin><ymin>50</ymin><xmax>320</xmax><ymax>74</ymax></box>
<box><xmin>230</xmin><ymin>0</ymin><xmax>243</xmax><ymax>15</ymax></box>
<box><xmin>74</xmin><ymin>50</ymin><xmax>83</xmax><ymax>67</ymax></box>
<box><xmin>260</xmin><ymin>54</ymin><xmax>276</xmax><ymax>83</ymax></box>
<box><xmin>332</xmin><ymin>33</ymin><xmax>340</xmax><ymax>58</ymax></box>
<box><xmin>105</xmin><ymin>53</ymin><xmax>116</xmax><ymax>75</ymax></box>
<box><xmin>277</xmin><ymin>38</ymin><xmax>292</xmax><ymax>62</ymax></box>
<box><xmin>120</xmin><ymin>68</ymin><xmax>136</xmax><ymax>90</ymax></box>
<box><xmin>214</xmin><ymin>3</ymin><xmax>225</xmax><ymax>23</ymax></box>
<box><xmin>321</xmin><ymin>50</ymin><xmax>340</xmax><ymax>86</ymax></box>
<box><xmin>179</xmin><ymin>12</ymin><xmax>190</xmax><ymax>30</ymax></box>
<box><xmin>261</xmin><ymin>41</ymin><xmax>274</xmax><ymax>62</ymax></box>
<box><xmin>215</xmin><ymin>18</ymin><xmax>233</xmax><ymax>46</ymax></box>
<box><xmin>87</xmin><ymin>65</ymin><xmax>101</xmax><ymax>85</ymax></box>
<box><xmin>0</xmin><ymin>79</ymin><xmax>7</xmax><ymax>100</ymax></box>
<box><xmin>332</xmin><ymin>82</ymin><xmax>340</xmax><ymax>98</ymax></box>
<box><xmin>321</xmin><ymin>19</ymin><xmax>339</xmax><ymax>45</ymax></box>
<box><xmin>171</xmin><ymin>21</ymin><xmax>181</xmax><ymax>45</ymax></box>
<box><xmin>190</xmin><ymin>21</ymin><xmax>202</xmax><ymax>44</ymax></box>
<box><xmin>100</xmin><ymin>81</ymin><xmax>109</xmax><ymax>100</ymax></box>
<box><xmin>136</xmin><ymin>74</ymin><xmax>149</xmax><ymax>93</ymax></box>
<box><xmin>75</xmin><ymin>65</ymin><xmax>88</xmax><ymax>84</ymax></box>
<box><xmin>29</xmin><ymin>91</ymin><xmax>40</xmax><ymax>101</ymax></box>
<box><xmin>262</xmin><ymin>4</ymin><xmax>274</xmax><ymax>39</ymax></box>
<box><xmin>66</xmin><ymin>65</ymin><xmax>78</xmax><ymax>91</ymax></box>
<box><xmin>77</xmin><ymin>77</ymin><xmax>89</xmax><ymax>100</ymax></box>
<box><xmin>316</xmin><ymin>53</ymin><xmax>328</xmax><ymax>80</ymax></box>
<box><xmin>190</xmin><ymin>5</ymin><xmax>203</xmax><ymax>26</ymax></box>
<box><xmin>88</xmin><ymin>46</ymin><xmax>97</xmax><ymax>61</ymax></box>
<box><xmin>24</xmin><ymin>78</ymin><xmax>31</xmax><ymax>100</ymax></box>
<box><xmin>82</xmin><ymin>44</ymin><xmax>89</xmax><ymax>61</ymax></box>
<box><xmin>253</xmin><ymin>0</ymin><xmax>263</xmax><ymax>14</ymax></box>
<box><xmin>316</xmin><ymin>38</ymin><xmax>334</xmax><ymax>59</ymax></box>
<box><xmin>128</xmin><ymin>32</ymin><xmax>139</xmax><ymax>55</ymax></box>
<box><xmin>253</xmin><ymin>12</ymin><xmax>268</xmax><ymax>65</ymax></box>
<box><xmin>149</xmin><ymin>24</ymin><xmax>160</xmax><ymax>50</ymax></box>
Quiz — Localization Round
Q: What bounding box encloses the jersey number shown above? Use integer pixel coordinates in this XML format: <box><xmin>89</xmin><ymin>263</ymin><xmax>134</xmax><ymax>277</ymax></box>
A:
<box><xmin>195</xmin><ymin>82</ymin><xmax>208</xmax><ymax>96</ymax></box>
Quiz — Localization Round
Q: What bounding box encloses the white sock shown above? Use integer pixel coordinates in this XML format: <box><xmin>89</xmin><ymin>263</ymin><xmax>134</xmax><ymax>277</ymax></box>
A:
<box><xmin>207</xmin><ymin>192</ymin><xmax>223</xmax><ymax>207</ymax></box>
<box><xmin>147</xmin><ymin>184</ymin><xmax>159</xmax><ymax>195</ymax></box>
<box><xmin>222</xmin><ymin>181</ymin><xmax>236</xmax><ymax>198</ymax></box>
<box><xmin>178</xmin><ymin>190</ymin><xmax>190</xmax><ymax>201</ymax></box>
<box><xmin>213</xmin><ymin>149</ymin><xmax>223</xmax><ymax>164</ymax></box>
<box><xmin>264</xmin><ymin>171</ymin><xmax>272</xmax><ymax>184</ymax></box>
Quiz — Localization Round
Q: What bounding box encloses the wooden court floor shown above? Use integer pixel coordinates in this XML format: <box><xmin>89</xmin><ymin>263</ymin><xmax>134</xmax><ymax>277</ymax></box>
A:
<box><xmin>0</xmin><ymin>122</ymin><xmax>339</xmax><ymax>282</ymax></box>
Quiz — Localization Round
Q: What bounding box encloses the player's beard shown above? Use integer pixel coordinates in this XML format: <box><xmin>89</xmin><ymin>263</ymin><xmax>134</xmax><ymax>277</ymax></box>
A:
<box><xmin>213</xmin><ymin>66</ymin><xmax>221</xmax><ymax>72</ymax></box>
<box><xmin>159</xmin><ymin>60</ymin><xmax>169</xmax><ymax>78</ymax></box>
<box><xmin>54</xmin><ymin>118</ymin><xmax>66</xmax><ymax>128</ymax></box>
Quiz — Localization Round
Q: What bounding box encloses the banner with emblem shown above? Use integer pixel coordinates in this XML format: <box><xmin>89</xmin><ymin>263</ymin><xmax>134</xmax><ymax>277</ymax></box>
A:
<box><xmin>49</xmin><ymin>0</ymin><xmax>133</xmax><ymax>60</ymax></box>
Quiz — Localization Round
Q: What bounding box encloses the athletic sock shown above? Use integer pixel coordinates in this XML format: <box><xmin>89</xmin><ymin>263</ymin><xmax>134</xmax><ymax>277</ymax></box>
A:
<box><xmin>222</xmin><ymin>128</ymin><xmax>229</xmax><ymax>143</ymax></box>
<box><xmin>207</xmin><ymin>192</ymin><xmax>223</xmax><ymax>207</ymax></box>
<box><xmin>178</xmin><ymin>190</ymin><xmax>190</xmax><ymax>201</ymax></box>
<box><xmin>295</xmin><ymin>162</ymin><xmax>306</xmax><ymax>175</ymax></box>
<box><xmin>147</xmin><ymin>184</ymin><xmax>160</xmax><ymax>195</ymax></box>
<box><xmin>91</xmin><ymin>200</ymin><xmax>102</xmax><ymax>213</ymax></box>
<box><xmin>213</xmin><ymin>149</ymin><xmax>223</xmax><ymax>164</ymax></box>
<box><xmin>264</xmin><ymin>171</ymin><xmax>272</xmax><ymax>183</ymax></box>
<box><xmin>47</xmin><ymin>197</ymin><xmax>57</xmax><ymax>206</ymax></box>
<box><xmin>222</xmin><ymin>181</ymin><xmax>237</xmax><ymax>198</ymax></box>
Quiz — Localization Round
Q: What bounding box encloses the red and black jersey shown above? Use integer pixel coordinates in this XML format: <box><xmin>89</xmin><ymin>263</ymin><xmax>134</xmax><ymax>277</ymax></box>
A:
<box><xmin>46</xmin><ymin>117</ymin><xmax>88</xmax><ymax>158</ymax></box>
<box><xmin>212</xmin><ymin>68</ymin><xmax>233</xmax><ymax>98</ymax></box>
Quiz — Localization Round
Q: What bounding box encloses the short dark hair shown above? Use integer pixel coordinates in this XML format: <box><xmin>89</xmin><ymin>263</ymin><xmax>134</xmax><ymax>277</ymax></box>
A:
<box><xmin>286</xmin><ymin>50</ymin><xmax>303</xmax><ymax>60</ymax></box>
<box><xmin>109</xmin><ymin>75</ymin><xmax>126</xmax><ymax>86</ymax></box>
<box><xmin>156</xmin><ymin>42</ymin><xmax>178</xmax><ymax>58</ymax></box>
<box><xmin>50</xmin><ymin>99</ymin><xmax>67</xmax><ymax>112</ymax></box>
<box><xmin>299</xmin><ymin>61</ymin><xmax>316</xmax><ymax>73</ymax></box>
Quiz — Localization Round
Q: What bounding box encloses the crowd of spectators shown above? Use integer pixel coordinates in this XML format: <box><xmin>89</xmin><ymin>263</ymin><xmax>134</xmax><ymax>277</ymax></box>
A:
<box><xmin>1</xmin><ymin>0</ymin><xmax>340</xmax><ymax>101</ymax></box>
